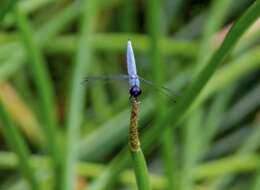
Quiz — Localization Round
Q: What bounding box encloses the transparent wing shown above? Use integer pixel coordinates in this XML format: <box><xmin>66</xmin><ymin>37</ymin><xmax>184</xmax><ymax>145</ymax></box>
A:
<box><xmin>82</xmin><ymin>74</ymin><xmax>129</xmax><ymax>84</ymax></box>
<box><xmin>138</xmin><ymin>76</ymin><xmax>180</xmax><ymax>103</ymax></box>
<box><xmin>82</xmin><ymin>74</ymin><xmax>180</xmax><ymax>103</ymax></box>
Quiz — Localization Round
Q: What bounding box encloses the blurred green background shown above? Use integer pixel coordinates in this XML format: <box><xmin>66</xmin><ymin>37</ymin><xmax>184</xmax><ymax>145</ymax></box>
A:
<box><xmin>0</xmin><ymin>0</ymin><xmax>259</xmax><ymax>190</ymax></box>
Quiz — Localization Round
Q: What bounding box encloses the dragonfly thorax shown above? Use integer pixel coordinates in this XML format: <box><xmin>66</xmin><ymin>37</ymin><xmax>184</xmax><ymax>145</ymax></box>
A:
<box><xmin>130</xmin><ymin>85</ymin><xmax>142</xmax><ymax>98</ymax></box>
<box><xmin>129</xmin><ymin>75</ymin><xmax>140</xmax><ymax>87</ymax></box>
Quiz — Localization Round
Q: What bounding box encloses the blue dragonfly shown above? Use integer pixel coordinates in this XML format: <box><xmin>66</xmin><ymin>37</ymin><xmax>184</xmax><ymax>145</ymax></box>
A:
<box><xmin>84</xmin><ymin>40</ymin><xmax>179</xmax><ymax>102</ymax></box>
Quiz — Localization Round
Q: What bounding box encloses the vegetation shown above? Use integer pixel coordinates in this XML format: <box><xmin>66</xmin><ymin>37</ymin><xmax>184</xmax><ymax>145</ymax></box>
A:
<box><xmin>0</xmin><ymin>0</ymin><xmax>259</xmax><ymax>190</ymax></box>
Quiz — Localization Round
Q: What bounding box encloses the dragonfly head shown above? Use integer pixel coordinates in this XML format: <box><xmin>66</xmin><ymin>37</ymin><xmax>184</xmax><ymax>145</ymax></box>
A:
<box><xmin>130</xmin><ymin>85</ymin><xmax>142</xmax><ymax>98</ymax></box>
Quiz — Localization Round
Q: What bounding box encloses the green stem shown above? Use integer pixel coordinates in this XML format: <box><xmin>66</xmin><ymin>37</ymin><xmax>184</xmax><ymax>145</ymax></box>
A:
<box><xmin>161</xmin><ymin>129</ymin><xmax>178</xmax><ymax>189</ymax></box>
<box><xmin>194</xmin><ymin>0</ymin><xmax>231</xmax><ymax>74</ymax></box>
<box><xmin>131</xmin><ymin>150</ymin><xmax>151</xmax><ymax>190</ymax></box>
<box><xmin>180</xmin><ymin>109</ymin><xmax>203</xmax><ymax>190</ymax></box>
<box><xmin>146</xmin><ymin>0</ymin><xmax>177</xmax><ymax>189</ymax></box>
<box><xmin>62</xmin><ymin>1</ymin><xmax>98</xmax><ymax>190</ymax></box>
<box><xmin>46</xmin><ymin>34</ymin><xmax>198</xmax><ymax>57</ymax></box>
<box><xmin>0</xmin><ymin>102</ymin><xmax>40</xmax><ymax>190</ymax></box>
<box><xmin>120</xmin><ymin>0</ymin><xmax>136</xmax><ymax>32</ymax></box>
<box><xmin>14</xmin><ymin>6</ymin><xmax>61</xmax><ymax>189</ymax></box>
<box><xmin>129</xmin><ymin>100</ymin><xmax>151</xmax><ymax>190</ymax></box>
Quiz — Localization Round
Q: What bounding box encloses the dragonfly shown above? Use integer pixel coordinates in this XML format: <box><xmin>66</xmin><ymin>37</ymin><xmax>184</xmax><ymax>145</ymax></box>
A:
<box><xmin>84</xmin><ymin>40</ymin><xmax>179</xmax><ymax>102</ymax></box>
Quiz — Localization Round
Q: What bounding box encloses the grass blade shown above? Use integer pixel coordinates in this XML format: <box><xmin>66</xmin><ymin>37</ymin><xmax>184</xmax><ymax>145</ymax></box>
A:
<box><xmin>146</xmin><ymin>0</ymin><xmax>177</xmax><ymax>189</ymax></box>
<box><xmin>14</xmin><ymin>6</ymin><xmax>60</xmax><ymax>189</ymax></box>
<box><xmin>0</xmin><ymin>101</ymin><xmax>40</xmax><ymax>190</ymax></box>
<box><xmin>62</xmin><ymin>1</ymin><xmax>98</xmax><ymax>190</ymax></box>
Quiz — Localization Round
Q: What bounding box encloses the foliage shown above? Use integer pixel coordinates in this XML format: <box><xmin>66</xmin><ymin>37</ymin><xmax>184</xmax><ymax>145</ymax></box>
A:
<box><xmin>0</xmin><ymin>0</ymin><xmax>259</xmax><ymax>190</ymax></box>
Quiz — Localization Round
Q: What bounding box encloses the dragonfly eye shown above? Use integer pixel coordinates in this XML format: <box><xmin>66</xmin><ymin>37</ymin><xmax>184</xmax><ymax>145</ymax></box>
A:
<box><xmin>130</xmin><ymin>85</ymin><xmax>142</xmax><ymax>98</ymax></box>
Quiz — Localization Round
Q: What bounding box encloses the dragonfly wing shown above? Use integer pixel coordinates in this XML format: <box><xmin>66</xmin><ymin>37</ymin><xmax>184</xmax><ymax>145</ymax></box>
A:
<box><xmin>82</xmin><ymin>74</ymin><xmax>129</xmax><ymax>84</ymax></box>
<box><xmin>138</xmin><ymin>76</ymin><xmax>180</xmax><ymax>102</ymax></box>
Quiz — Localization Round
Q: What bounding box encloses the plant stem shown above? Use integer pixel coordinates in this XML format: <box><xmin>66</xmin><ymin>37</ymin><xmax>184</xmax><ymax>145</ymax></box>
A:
<box><xmin>62</xmin><ymin>1</ymin><xmax>98</xmax><ymax>190</ymax></box>
<box><xmin>129</xmin><ymin>99</ymin><xmax>151</xmax><ymax>190</ymax></box>
<box><xmin>0</xmin><ymin>101</ymin><xmax>40</xmax><ymax>190</ymax></box>
<box><xmin>46</xmin><ymin>34</ymin><xmax>198</xmax><ymax>57</ymax></box>
<box><xmin>14</xmin><ymin>6</ymin><xmax>61</xmax><ymax>189</ymax></box>
<box><xmin>147</xmin><ymin>0</ymin><xmax>178</xmax><ymax>189</ymax></box>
